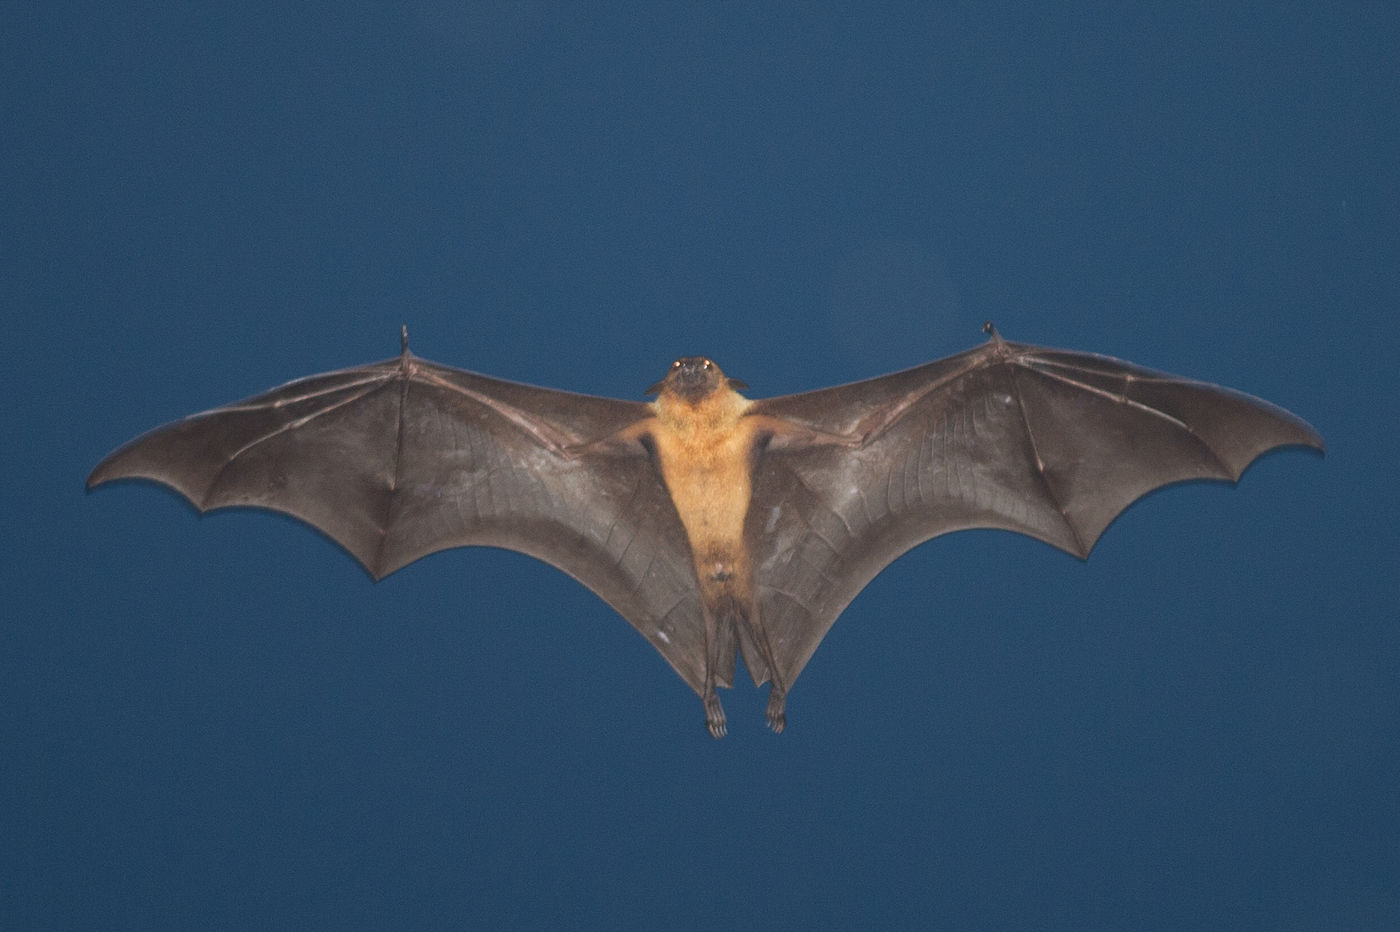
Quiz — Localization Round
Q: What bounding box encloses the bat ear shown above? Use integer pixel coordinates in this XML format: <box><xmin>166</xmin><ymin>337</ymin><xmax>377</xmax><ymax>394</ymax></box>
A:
<box><xmin>645</xmin><ymin>380</ymin><xmax>665</xmax><ymax>396</ymax></box>
<box><xmin>727</xmin><ymin>378</ymin><xmax>749</xmax><ymax>392</ymax></box>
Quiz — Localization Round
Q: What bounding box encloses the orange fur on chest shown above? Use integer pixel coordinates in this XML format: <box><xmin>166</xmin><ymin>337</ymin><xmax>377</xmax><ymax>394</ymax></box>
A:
<box><xmin>650</xmin><ymin>390</ymin><xmax>757</xmax><ymax>568</ymax></box>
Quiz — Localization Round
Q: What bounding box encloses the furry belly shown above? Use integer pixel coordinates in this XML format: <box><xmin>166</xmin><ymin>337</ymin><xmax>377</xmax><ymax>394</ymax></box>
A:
<box><xmin>650</xmin><ymin>425</ymin><xmax>756</xmax><ymax>584</ymax></box>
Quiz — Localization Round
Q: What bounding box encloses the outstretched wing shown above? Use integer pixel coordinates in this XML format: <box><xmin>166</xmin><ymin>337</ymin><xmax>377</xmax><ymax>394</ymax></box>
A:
<box><xmin>743</xmin><ymin>331</ymin><xmax>1325</xmax><ymax>688</ymax></box>
<box><xmin>87</xmin><ymin>345</ymin><xmax>717</xmax><ymax>694</ymax></box>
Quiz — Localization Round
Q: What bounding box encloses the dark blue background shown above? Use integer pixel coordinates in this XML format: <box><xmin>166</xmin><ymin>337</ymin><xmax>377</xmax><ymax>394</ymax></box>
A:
<box><xmin>6</xmin><ymin>4</ymin><xmax>1395</xmax><ymax>928</ymax></box>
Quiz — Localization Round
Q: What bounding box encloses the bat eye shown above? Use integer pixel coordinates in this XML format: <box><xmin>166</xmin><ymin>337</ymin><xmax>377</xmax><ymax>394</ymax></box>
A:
<box><xmin>672</xmin><ymin>361</ymin><xmax>681</xmax><ymax>369</ymax></box>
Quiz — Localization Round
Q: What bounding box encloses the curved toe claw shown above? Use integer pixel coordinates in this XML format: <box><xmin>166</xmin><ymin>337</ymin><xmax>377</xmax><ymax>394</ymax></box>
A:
<box><xmin>703</xmin><ymin>692</ymin><xmax>727</xmax><ymax>739</ymax></box>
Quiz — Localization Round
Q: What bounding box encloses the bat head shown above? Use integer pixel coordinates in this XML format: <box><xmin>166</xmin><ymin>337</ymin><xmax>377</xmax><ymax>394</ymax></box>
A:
<box><xmin>648</xmin><ymin>357</ymin><xmax>747</xmax><ymax>403</ymax></box>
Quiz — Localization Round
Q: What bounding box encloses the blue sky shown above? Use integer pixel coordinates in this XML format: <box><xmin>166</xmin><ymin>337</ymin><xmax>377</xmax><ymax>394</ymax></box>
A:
<box><xmin>4</xmin><ymin>3</ymin><xmax>1396</xmax><ymax>928</ymax></box>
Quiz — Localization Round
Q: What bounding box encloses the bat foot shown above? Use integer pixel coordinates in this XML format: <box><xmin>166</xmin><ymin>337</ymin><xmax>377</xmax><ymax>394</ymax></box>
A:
<box><xmin>765</xmin><ymin>688</ymin><xmax>787</xmax><ymax>733</ymax></box>
<box><xmin>703</xmin><ymin>691</ymin><xmax>727</xmax><ymax>739</ymax></box>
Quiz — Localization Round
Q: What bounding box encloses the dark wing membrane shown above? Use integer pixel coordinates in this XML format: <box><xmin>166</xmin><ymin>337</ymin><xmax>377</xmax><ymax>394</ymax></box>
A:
<box><xmin>88</xmin><ymin>353</ymin><xmax>713</xmax><ymax>694</ymax></box>
<box><xmin>745</xmin><ymin>339</ymin><xmax>1324</xmax><ymax>687</ymax></box>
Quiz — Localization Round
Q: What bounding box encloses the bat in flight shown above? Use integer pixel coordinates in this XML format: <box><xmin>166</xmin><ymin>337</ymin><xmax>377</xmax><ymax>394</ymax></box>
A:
<box><xmin>88</xmin><ymin>323</ymin><xmax>1322</xmax><ymax>736</ymax></box>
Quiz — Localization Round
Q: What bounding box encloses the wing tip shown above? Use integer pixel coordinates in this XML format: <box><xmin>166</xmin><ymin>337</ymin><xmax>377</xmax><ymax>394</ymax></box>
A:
<box><xmin>1260</xmin><ymin>401</ymin><xmax>1325</xmax><ymax>458</ymax></box>
<box><xmin>1235</xmin><ymin>432</ymin><xmax>1326</xmax><ymax>483</ymax></box>
<box><xmin>1223</xmin><ymin>402</ymin><xmax>1325</xmax><ymax>478</ymax></box>
<box><xmin>85</xmin><ymin>459</ymin><xmax>201</xmax><ymax>509</ymax></box>
<box><xmin>85</xmin><ymin>461</ymin><xmax>110</xmax><ymax>492</ymax></box>
<box><xmin>1290</xmin><ymin>429</ymin><xmax>1326</xmax><ymax>457</ymax></box>
<box><xmin>87</xmin><ymin>446</ymin><xmax>133</xmax><ymax>491</ymax></box>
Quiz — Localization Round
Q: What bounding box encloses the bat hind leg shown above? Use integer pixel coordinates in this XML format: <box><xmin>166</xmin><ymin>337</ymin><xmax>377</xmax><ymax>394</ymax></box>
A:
<box><xmin>765</xmin><ymin>686</ymin><xmax>787</xmax><ymax>733</ymax></box>
<box><xmin>702</xmin><ymin>687</ymin><xmax>727</xmax><ymax>738</ymax></box>
<box><xmin>743</xmin><ymin>609</ymin><xmax>788</xmax><ymax>733</ymax></box>
<box><xmin>699</xmin><ymin>595</ymin><xmax>737</xmax><ymax>738</ymax></box>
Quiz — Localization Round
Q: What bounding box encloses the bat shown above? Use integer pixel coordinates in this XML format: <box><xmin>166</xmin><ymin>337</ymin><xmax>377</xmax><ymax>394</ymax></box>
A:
<box><xmin>88</xmin><ymin>323</ymin><xmax>1323</xmax><ymax>736</ymax></box>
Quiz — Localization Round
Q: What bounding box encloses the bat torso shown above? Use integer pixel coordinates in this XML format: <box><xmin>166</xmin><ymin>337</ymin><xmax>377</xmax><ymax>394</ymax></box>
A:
<box><xmin>649</xmin><ymin>386</ymin><xmax>758</xmax><ymax>588</ymax></box>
